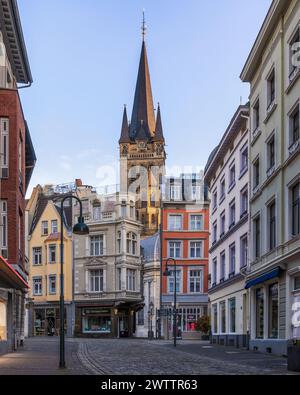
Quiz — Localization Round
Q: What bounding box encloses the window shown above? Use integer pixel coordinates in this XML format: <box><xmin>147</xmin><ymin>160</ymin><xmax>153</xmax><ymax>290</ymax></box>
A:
<box><xmin>253</xmin><ymin>216</ymin><xmax>261</xmax><ymax>259</ymax></box>
<box><xmin>292</xmin><ymin>182</ymin><xmax>300</xmax><ymax>237</ymax></box>
<box><xmin>0</xmin><ymin>201</ymin><xmax>7</xmax><ymax>251</ymax></box>
<box><xmin>41</xmin><ymin>221</ymin><xmax>48</xmax><ymax>236</ymax></box>
<box><xmin>253</xmin><ymin>157</ymin><xmax>260</xmax><ymax>189</ymax></box>
<box><xmin>289</xmin><ymin>105</ymin><xmax>299</xmax><ymax>146</ymax></box>
<box><xmin>170</xmin><ymin>185</ymin><xmax>182</xmax><ymax>201</ymax></box>
<box><xmin>49</xmin><ymin>275</ymin><xmax>56</xmax><ymax>295</ymax></box>
<box><xmin>117</xmin><ymin>268</ymin><xmax>122</xmax><ymax>291</ymax></box>
<box><xmin>267</xmin><ymin>134</ymin><xmax>275</xmax><ymax>171</ymax></box>
<box><xmin>190</xmin><ymin>214</ymin><xmax>203</xmax><ymax>230</ymax></box>
<box><xmin>168</xmin><ymin>270</ymin><xmax>181</xmax><ymax>293</ymax></box>
<box><xmin>89</xmin><ymin>270</ymin><xmax>104</xmax><ymax>292</ymax></box>
<box><xmin>229</xmin><ymin>244</ymin><xmax>235</xmax><ymax>275</ymax></box>
<box><xmin>126</xmin><ymin>232</ymin><xmax>137</xmax><ymax>255</ymax></box>
<box><xmin>126</xmin><ymin>269</ymin><xmax>136</xmax><ymax>291</ymax></box>
<box><xmin>33</xmin><ymin>277</ymin><xmax>42</xmax><ymax>296</ymax></box>
<box><xmin>93</xmin><ymin>201</ymin><xmax>101</xmax><ymax>220</ymax></box>
<box><xmin>117</xmin><ymin>231</ymin><xmax>121</xmax><ymax>254</ymax></box>
<box><xmin>190</xmin><ymin>241</ymin><xmax>203</xmax><ymax>258</ymax></box>
<box><xmin>33</xmin><ymin>247</ymin><xmax>42</xmax><ymax>266</ymax></box>
<box><xmin>212</xmin><ymin>221</ymin><xmax>217</xmax><ymax>244</ymax></box>
<box><xmin>268</xmin><ymin>283</ymin><xmax>279</xmax><ymax>339</ymax></box>
<box><xmin>212</xmin><ymin>258</ymin><xmax>217</xmax><ymax>285</ymax></box>
<box><xmin>253</xmin><ymin>99</ymin><xmax>260</xmax><ymax>131</ymax></box>
<box><xmin>229</xmin><ymin>163</ymin><xmax>236</xmax><ymax>188</ymax></box>
<box><xmin>256</xmin><ymin>288</ymin><xmax>264</xmax><ymax>339</ymax></box>
<box><xmin>267</xmin><ymin>69</ymin><xmax>275</xmax><ymax>108</ymax></box>
<box><xmin>240</xmin><ymin>186</ymin><xmax>248</xmax><ymax>217</ymax></box>
<box><xmin>137</xmin><ymin>309</ymin><xmax>145</xmax><ymax>326</ymax></box>
<box><xmin>294</xmin><ymin>275</ymin><xmax>300</xmax><ymax>291</ymax></box>
<box><xmin>229</xmin><ymin>298</ymin><xmax>236</xmax><ymax>333</ymax></box>
<box><xmin>229</xmin><ymin>199</ymin><xmax>236</xmax><ymax>227</ymax></box>
<box><xmin>18</xmin><ymin>137</ymin><xmax>22</xmax><ymax>175</ymax></box>
<box><xmin>51</xmin><ymin>220</ymin><xmax>58</xmax><ymax>234</ymax></box>
<box><xmin>189</xmin><ymin>270</ymin><xmax>203</xmax><ymax>293</ymax></box>
<box><xmin>0</xmin><ymin>118</ymin><xmax>9</xmax><ymax>178</ymax></box>
<box><xmin>83</xmin><ymin>315</ymin><xmax>111</xmax><ymax>334</ymax></box>
<box><xmin>48</xmin><ymin>245</ymin><xmax>56</xmax><ymax>263</ymax></box>
<box><xmin>213</xmin><ymin>304</ymin><xmax>218</xmax><ymax>334</ymax></box>
<box><xmin>240</xmin><ymin>145</ymin><xmax>248</xmax><ymax>174</ymax></box>
<box><xmin>90</xmin><ymin>235</ymin><xmax>104</xmax><ymax>256</ymax></box>
<box><xmin>220</xmin><ymin>301</ymin><xmax>226</xmax><ymax>334</ymax></box>
<box><xmin>220</xmin><ymin>252</ymin><xmax>225</xmax><ymax>281</ymax></box>
<box><xmin>220</xmin><ymin>211</ymin><xmax>225</xmax><ymax>236</ymax></box>
<box><xmin>212</xmin><ymin>189</ymin><xmax>217</xmax><ymax>210</ymax></box>
<box><xmin>121</xmin><ymin>202</ymin><xmax>127</xmax><ymax>217</ymax></box>
<box><xmin>240</xmin><ymin>234</ymin><xmax>248</xmax><ymax>268</ymax></box>
<box><xmin>269</xmin><ymin>201</ymin><xmax>276</xmax><ymax>250</ymax></box>
<box><xmin>168</xmin><ymin>241</ymin><xmax>182</xmax><ymax>258</ymax></box>
<box><xmin>168</xmin><ymin>215</ymin><xmax>182</xmax><ymax>231</ymax></box>
<box><xmin>130</xmin><ymin>201</ymin><xmax>135</xmax><ymax>218</ymax></box>
<box><xmin>220</xmin><ymin>178</ymin><xmax>225</xmax><ymax>202</ymax></box>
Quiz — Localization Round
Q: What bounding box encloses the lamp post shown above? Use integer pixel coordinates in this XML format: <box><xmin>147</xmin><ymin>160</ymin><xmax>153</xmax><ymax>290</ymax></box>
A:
<box><xmin>59</xmin><ymin>195</ymin><xmax>89</xmax><ymax>369</ymax></box>
<box><xmin>148</xmin><ymin>301</ymin><xmax>154</xmax><ymax>339</ymax></box>
<box><xmin>163</xmin><ymin>257</ymin><xmax>177</xmax><ymax>347</ymax></box>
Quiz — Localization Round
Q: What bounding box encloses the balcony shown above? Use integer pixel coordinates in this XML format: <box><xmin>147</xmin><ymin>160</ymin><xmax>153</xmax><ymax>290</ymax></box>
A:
<box><xmin>266</xmin><ymin>165</ymin><xmax>275</xmax><ymax>179</ymax></box>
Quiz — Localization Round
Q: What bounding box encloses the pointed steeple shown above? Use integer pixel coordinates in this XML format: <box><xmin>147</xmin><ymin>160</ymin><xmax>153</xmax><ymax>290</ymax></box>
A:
<box><xmin>119</xmin><ymin>105</ymin><xmax>130</xmax><ymax>143</ymax></box>
<box><xmin>129</xmin><ymin>40</ymin><xmax>156</xmax><ymax>141</ymax></box>
<box><xmin>154</xmin><ymin>103</ymin><xmax>164</xmax><ymax>141</ymax></box>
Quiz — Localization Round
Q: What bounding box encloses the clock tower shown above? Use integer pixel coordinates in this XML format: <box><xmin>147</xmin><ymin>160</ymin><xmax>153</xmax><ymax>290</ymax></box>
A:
<box><xmin>119</xmin><ymin>30</ymin><xmax>166</xmax><ymax>237</ymax></box>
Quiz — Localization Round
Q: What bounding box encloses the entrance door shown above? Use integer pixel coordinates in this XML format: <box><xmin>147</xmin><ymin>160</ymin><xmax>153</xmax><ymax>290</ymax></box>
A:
<box><xmin>119</xmin><ymin>316</ymin><xmax>129</xmax><ymax>337</ymax></box>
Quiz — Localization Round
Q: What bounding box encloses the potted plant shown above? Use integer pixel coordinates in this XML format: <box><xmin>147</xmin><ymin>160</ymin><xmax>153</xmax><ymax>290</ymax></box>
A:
<box><xmin>288</xmin><ymin>340</ymin><xmax>300</xmax><ymax>372</ymax></box>
<box><xmin>195</xmin><ymin>315</ymin><xmax>211</xmax><ymax>340</ymax></box>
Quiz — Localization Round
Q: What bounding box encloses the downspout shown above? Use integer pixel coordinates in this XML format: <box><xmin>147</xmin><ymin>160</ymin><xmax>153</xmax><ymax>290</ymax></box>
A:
<box><xmin>18</xmin><ymin>82</ymin><xmax>32</xmax><ymax>90</ymax></box>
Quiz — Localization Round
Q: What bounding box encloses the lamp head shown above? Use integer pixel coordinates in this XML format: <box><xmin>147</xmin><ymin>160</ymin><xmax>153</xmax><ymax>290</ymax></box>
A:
<box><xmin>73</xmin><ymin>216</ymin><xmax>89</xmax><ymax>236</ymax></box>
<box><xmin>163</xmin><ymin>267</ymin><xmax>172</xmax><ymax>277</ymax></box>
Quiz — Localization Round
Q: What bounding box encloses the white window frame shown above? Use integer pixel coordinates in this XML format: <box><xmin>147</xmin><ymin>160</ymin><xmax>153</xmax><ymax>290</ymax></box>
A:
<box><xmin>126</xmin><ymin>268</ymin><xmax>137</xmax><ymax>291</ymax></box>
<box><xmin>49</xmin><ymin>275</ymin><xmax>56</xmax><ymax>295</ymax></box>
<box><xmin>90</xmin><ymin>235</ymin><xmax>104</xmax><ymax>257</ymax></box>
<box><xmin>126</xmin><ymin>232</ymin><xmax>137</xmax><ymax>255</ymax></box>
<box><xmin>48</xmin><ymin>244</ymin><xmax>57</xmax><ymax>264</ymax></box>
<box><xmin>0</xmin><ymin>118</ymin><xmax>9</xmax><ymax>178</ymax></box>
<box><xmin>189</xmin><ymin>240</ymin><xmax>203</xmax><ymax>259</ymax></box>
<box><xmin>168</xmin><ymin>241</ymin><xmax>182</xmax><ymax>259</ymax></box>
<box><xmin>189</xmin><ymin>214</ymin><xmax>203</xmax><ymax>231</ymax></box>
<box><xmin>167</xmin><ymin>269</ymin><xmax>182</xmax><ymax>294</ymax></box>
<box><xmin>33</xmin><ymin>277</ymin><xmax>42</xmax><ymax>296</ymax></box>
<box><xmin>89</xmin><ymin>269</ymin><xmax>104</xmax><ymax>293</ymax></box>
<box><xmin>51</xmin><ymin>220</ymin><xmax>58</xmax><ymax>234</ymax></box>
<box><xmin>32</xmin><ymin>247</ymin><xmax>42</xmax><ymax>266</ymax></box>
<box><xmin>188</xmin><ymin>268</ymin><xmax>203</xmax><ymax>293</ymax></box>
<box><xmin>41</xmin><ymin>221</ymin><xmax>48</xmax><ymax>236</ymax></box>
<box><xmin>168</xmin><ymin>214</ymin><xmax>183</xmax><ymax>231</ymax></box>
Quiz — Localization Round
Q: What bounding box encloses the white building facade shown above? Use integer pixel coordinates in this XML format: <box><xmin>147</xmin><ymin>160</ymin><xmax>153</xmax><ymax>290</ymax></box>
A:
<box><xmin>205</xmin><ymin>105</ymin><xmax>250</xmax><ymax>348</ymax></box>
<box><xmin>241</xmin><ymin>0</ymin><xmax>300</xmax><ymax>355</ymax></box>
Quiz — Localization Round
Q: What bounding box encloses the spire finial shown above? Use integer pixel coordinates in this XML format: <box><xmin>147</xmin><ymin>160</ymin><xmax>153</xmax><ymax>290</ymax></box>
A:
<box><xmin>142</xmin><ymin>9</ymin><xmax>147</xmax><ymax>41</ymax></box>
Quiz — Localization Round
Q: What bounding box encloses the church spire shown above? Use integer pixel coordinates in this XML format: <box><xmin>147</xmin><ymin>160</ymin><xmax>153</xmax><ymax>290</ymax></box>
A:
<box><xmin>119</xmin><ymin>105</ymin><xmax>130</xmax><ymax>143</ymax></box>
<box><xmin>129</xmin><ymin>17</ymin><xmax>156</xmax><ymax>141</ymax></box>
<box><xmin>154</xmin><ymin>103</ymin><xmax>164</xmax><ymax>141</ymax></box>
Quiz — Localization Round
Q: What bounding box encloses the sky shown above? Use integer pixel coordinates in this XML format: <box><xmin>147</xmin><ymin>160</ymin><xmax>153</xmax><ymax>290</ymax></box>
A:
<box><xmin>18</xmin><ymin>0</ymin><xmax>272</xmax><ymax>195</ymax></box>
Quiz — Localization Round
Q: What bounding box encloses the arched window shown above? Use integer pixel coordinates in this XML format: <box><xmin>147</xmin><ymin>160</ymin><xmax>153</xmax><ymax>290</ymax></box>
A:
<box><xmin>127</xmin><ymin>232</ymin><xmax>137</xmax><ymax>255</ymax></box>
<box><xmin>92</xmin><ymin>200</ymin><xmax>101</xmax><ymax>221</ymax></box>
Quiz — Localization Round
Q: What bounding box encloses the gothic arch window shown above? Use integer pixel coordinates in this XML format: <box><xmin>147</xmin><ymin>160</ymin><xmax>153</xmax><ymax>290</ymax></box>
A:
<box><xmin>92</xmin><ymin>200</ymin><xmax>101</xmax><ymax>221</ymax></box>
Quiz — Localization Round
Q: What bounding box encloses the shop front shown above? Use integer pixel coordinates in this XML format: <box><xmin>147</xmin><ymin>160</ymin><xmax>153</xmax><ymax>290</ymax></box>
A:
<box><xmin>75</xmin><ymin>302</ymin><xmax>140</xmax><ymax>338</ymax></box>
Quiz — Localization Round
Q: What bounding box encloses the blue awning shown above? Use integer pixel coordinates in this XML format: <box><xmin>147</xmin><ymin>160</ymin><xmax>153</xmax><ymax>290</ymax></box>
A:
<box><xmin>245</xmin><ymin>267</ymin><xmax>282</xmax><ymax>289</ymax></box>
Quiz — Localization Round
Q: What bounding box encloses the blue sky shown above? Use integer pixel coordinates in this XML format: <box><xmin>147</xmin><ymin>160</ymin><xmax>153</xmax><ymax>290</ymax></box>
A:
<box><xmin>18</xmin><ymin>0</ymin><xmax>271</xmax><ymax>194</ymax></box>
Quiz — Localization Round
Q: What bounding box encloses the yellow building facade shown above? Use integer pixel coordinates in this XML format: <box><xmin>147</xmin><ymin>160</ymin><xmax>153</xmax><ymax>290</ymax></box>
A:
<box><xmin>27</xmin><ymin>195</ymin><xmax>73</xmax><ymax>337</ymax></box>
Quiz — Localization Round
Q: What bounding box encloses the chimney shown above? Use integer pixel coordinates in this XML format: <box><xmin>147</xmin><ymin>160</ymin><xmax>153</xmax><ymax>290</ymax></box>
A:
<box><xmin>75</xmin><ymin>179</ymin><xmax>83</xmax><ymax>187</ymax></box>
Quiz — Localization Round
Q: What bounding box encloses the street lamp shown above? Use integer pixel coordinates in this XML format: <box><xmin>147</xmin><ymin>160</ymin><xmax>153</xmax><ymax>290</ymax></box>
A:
<box><xmin>59</xmin><ymin>195</ymin><xmax>89</xmax><ymax>369</ymax></box>
<box><xmin>148</xmin><ymin>301</ymin><xmax>154</xmax><ymax>340</ymax></box>
<box><xmin>163</xmin><ymin>257</ymin><xmax>177</xmax><ymax>347</ymax></box>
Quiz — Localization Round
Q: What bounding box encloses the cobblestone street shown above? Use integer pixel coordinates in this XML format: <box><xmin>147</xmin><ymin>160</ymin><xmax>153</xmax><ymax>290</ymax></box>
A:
<box><xmin>0</xmin><ymin>337</ymin><xmax>298</xmax><ymax>375</ymax></box>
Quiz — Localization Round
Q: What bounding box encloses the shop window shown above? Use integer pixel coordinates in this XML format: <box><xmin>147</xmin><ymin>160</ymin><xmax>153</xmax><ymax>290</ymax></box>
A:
<box><xmin>0</xmin><ymin>302</ymin><xmax>7</xmax><ymax>340</ymax></box>
<box><xmin>83</xmin><ymin>313</ymin><xmax>112</xmax><ymax>334</ymax></box>
<box><xmin>268</xmin><ymin>283</ymin><xmax>279</xmax><ymax>339</ymax></box>
<box><xmin>212</xmin><ymin>304</ymin><xmax>218</xmax><ymax>334</ymax></box>
<box><xmin>256</xmin><ymin>288</ymin><xmax>264</xmax><ymax>339</ymax></box>
<box><xmin>220</xmin><ymin>301</ymin><xmax>226</xmax><ymax>333</ymax></box>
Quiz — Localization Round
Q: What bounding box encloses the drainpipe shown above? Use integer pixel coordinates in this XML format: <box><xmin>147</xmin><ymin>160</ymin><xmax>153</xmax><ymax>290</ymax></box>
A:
<box><xmin>17</xmin><ymin>82</ymin><xmax>32</xmax><ymax>90</ymax></box>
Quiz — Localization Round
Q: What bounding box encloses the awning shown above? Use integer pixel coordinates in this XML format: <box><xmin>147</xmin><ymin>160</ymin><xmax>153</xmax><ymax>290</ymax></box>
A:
<box><xmin>0</xmin><ymin>256</ymin><xmax>29</xmax><ymax>290</ymax></box>
<box><xmin>245</xmin><ymin>267</ymin><xmax>282</xmax><ymax>289</ymax></box>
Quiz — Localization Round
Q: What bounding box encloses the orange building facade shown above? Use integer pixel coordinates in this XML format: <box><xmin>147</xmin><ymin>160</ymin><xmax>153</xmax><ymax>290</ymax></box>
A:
<box><xmin>161</xmin><ymin>175</ymin><xmax>209</xmax><ymax>339</ymax></box>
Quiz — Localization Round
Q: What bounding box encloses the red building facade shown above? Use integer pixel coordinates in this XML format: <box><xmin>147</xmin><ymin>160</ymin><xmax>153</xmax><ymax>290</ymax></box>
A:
<box><xmin>161</xmin><ymin>174</ymin><xmax>209</xmax><ymax>339</ymax></box>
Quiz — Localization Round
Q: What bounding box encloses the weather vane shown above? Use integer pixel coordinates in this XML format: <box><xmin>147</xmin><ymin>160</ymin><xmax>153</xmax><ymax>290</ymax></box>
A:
<box><xmin>142</xmin><ymin>9</ymin><xmax>147</xmax><ymax>41</ymax></box>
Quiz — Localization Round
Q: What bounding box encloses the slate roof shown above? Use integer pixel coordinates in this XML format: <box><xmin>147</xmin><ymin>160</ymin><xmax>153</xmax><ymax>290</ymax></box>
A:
<box><xmin>141</xmin><ymin>232</ymin><xmax>160</xmax><ymax>262</ymax></box>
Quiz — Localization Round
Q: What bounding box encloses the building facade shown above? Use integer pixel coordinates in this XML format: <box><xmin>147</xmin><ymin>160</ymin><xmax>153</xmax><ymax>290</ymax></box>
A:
<box><xmin>0</xmin><ymin>0</ymin><xmax>36</xmax><ymax>354</ymax></box>
<box><xmin>73</xmin><ymin>187</ymin><xmax>143</xmax><ymax>338</ymax></box>
<box><xmin>161</xmin><ymin>174</ymin><xmax>209</xmax><ymax>340</ymax></box>
<box><xmin>26</xmin><ymin>189</ymin><xmax>74</xmax><ymax>337</ymax></box>
<box><xmin>205</xmin><ymin>105</ymin><xmax>250</xmax><ymax>348</ymax></box>
<box><xmin>119</xmin><ymin>36</ymin><xmax>166</xmax><ymax>237</ymax></box>
<box><xmin>241</xmin><ymin>0</ymin><xmax>300</xmax><ymax>355</ymax></box>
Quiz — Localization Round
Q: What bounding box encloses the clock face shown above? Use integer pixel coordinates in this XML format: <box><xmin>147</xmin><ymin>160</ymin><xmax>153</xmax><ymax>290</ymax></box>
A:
<box><xmin>138</xmin><ymin>141</ymin><xmax>147</xmax><ymax>150</ymax></box>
